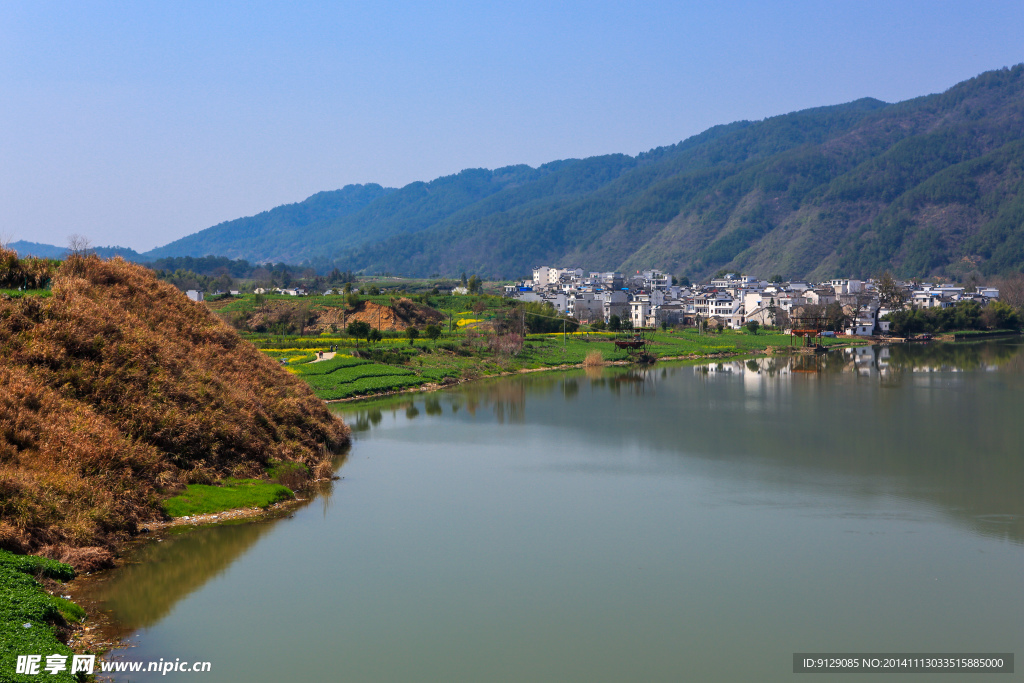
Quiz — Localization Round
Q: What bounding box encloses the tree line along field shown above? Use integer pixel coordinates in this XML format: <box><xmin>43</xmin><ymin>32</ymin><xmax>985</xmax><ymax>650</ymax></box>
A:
<box><xmin>232</xmin><ymin>292</ymin><xmax>855</xmax><ymax>400</ymax></box>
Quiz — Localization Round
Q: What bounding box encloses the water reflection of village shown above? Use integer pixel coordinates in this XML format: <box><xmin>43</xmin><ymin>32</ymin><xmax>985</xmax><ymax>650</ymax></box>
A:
<box><xmin>342</xmin><ymin>341</ymin><xmax>1024</xmax><ymax>436</ymax></box>
<box><xmin>694</xmin><ymin>340</ymin><xmax>1023</xmax><ymax>383</ymax></box>
<box><xmin>91</xmin><ymin>342</ymin><xmax>1024</xmax><ymax>651</ymax></box>
<box><xmin>339</xmin><ymin>343</ymin><xmax>1024</xmax><ymax>550</ymax></box>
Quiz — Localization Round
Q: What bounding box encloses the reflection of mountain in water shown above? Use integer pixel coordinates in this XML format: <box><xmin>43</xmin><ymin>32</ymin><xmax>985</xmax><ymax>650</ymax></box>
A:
<box><xmin>341</xmin><ymin>341</ymin><xmax>1024</xmax><ymax>545</ymax></box>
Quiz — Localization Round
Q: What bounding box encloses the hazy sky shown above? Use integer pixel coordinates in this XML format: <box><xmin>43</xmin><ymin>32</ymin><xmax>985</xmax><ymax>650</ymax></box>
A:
<box><xmin>3</xmin><ymin>1</ymin><xmax>1023</xmax><ymax>252</ymax></box>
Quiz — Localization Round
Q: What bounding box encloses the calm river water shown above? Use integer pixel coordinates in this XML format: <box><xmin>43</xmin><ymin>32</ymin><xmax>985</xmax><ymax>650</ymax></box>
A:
<box><xmin>88</xmin><ymin>342</ymin><xmax>1024</xmax><ymax>681</ymax></box>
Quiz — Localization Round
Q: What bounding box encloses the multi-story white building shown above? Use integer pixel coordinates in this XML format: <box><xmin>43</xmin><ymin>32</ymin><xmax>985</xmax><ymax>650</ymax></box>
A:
<box><xmin>830</xmin><ymin>279</ymin><xmax>864</xmax><ymax>294</ymax></box>
<box><xmin>694</xmin><ymin>292</ymin><xmax>742</xmax><ymax>327</ymax></box>
<box><xmin>533</xmin><ymin>266</ymin><xmax>583</xmax><ymax>288</ymax></box>
<box><xmin>629</xmin><ymin>296</ymin><xmax>652</xmax><ymax>329</ymax></box>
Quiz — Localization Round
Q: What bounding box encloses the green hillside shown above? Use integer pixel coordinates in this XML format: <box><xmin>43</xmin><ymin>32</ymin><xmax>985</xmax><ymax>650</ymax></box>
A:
<box><xmin>145</xmin><ymin>183</ymin><xmax>393</xmax><ymax>262</ymax></box>
<box><xmin>146</xmin><ymin>65</ymin><xmax>1024</xmax><ymax>280</ymax></box>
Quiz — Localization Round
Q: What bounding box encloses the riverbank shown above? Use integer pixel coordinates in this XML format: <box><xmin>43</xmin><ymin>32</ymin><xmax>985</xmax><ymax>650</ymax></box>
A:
<box><xmin>267</xmin><ymin>328</ymin><xmax>861</xmax><ymax>402</ymax></box>
<box><xmin>73</xmin><ymin>339</ymin><xmax>1024</xmax><ymax>682</ymax></box>
<box><xmin>323</xmin><ymin>340</ymin><xmax>866</xmax><ymax>403</ymax></box>
<box><xmin>0</xmin><ymin>551</ymin><xmax>80</xmax><ymax>683</ymax></box>
<box><xmin>0</xmin><ymin>254</ymin><xmax>350</xmax><ymax>677</ymax></box>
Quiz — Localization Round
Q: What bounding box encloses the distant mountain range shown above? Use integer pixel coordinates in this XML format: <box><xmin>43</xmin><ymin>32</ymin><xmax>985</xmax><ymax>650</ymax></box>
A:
<box><xmin>9</xmin><ymin>240</ymin><xmax>146</xmax><ymax>262</ymax></box>
<box><xmin>16</xmin><ymin>64</ymin><xmax>1024</xmax><ymax>281</ymax></box>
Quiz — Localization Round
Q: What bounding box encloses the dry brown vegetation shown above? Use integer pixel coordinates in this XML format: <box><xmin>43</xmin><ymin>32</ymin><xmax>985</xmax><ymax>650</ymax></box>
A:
<box><xmin>0</xmin><ymin>253</ymin><xmax>348</xmax><ymax>566</ymax></box>
<box><xmin>231</xmin><ymin>296</ymin><xmax>444</xmax><ymax>334</ymax></box>
<box><xmin>0</xmin><ymin>246</ymin><xmax>56</xmax><ymax>289</ymax></box>
<box><xmin>331</xmin><ymin>298</ymin><xmax>444</xmax><ymax>332</ymax></box>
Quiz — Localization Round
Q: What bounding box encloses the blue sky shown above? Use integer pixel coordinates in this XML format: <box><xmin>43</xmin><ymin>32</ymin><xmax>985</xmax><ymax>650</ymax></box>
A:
<box><xmin>2</xmin><ymin>1</ymin><xmax>1023</xmax><ymax>252</ymax></box>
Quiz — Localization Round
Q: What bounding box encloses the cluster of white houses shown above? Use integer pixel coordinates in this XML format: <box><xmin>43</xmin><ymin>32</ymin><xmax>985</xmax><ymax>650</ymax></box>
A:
<box><xmin>504</xmin><ymin>267</ymin><xmax>1002</xmax><ymax>336</ymax></box>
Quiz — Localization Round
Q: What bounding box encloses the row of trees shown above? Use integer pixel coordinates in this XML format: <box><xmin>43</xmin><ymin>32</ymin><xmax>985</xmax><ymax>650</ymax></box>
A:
<box><xmin>344</xmin><ymin>321</ymin><xmax>442</xmax><ymax>349</ymax></box>
<box><xmin>885</xmin><ymin>300</ymin><xmax>1021</xmax><ymax>336</ymax></box>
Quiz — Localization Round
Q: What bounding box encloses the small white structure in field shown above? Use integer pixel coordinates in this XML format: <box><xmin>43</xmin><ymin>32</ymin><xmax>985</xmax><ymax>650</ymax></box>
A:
<box><xmin>186</xmin><ymin>290</ymin><xmax>204</xmax><ymax>302</ymax></box>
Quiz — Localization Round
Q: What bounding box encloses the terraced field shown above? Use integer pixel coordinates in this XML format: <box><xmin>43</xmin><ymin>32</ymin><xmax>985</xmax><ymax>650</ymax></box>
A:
<box><xmin>292</xmin><ymin>356</ymin><xmax>428</xmax><ymax>399</ymax></box>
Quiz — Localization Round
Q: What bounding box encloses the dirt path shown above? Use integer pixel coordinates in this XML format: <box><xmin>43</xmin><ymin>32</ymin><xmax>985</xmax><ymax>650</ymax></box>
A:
<box><xmin>309</xmin><ymin>351</ymin><xmax>337</xmax><ymax>363</ymax></box>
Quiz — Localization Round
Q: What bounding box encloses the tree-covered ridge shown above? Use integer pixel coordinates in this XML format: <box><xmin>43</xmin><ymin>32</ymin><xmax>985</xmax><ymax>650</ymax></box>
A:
<box><xmin>148</xmin><ymin>64</ymin><xmax>1024</xmax><ymax>280</ymax></box>
<box><xmin>144</xmin><ymin>183</ymin><xmax>394</xmax><ymax>262</ymax></box>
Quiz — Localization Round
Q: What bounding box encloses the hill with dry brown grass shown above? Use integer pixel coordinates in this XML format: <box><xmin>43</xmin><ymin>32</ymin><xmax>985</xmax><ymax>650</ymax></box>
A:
<box><xmin>0</xmin><ymin>250</ymin><xmax>348</xmax><ymax>568</ymax></box>
<box><xmin>233</xmin><ymin>296</ymin><xmax>445</xmax><ymax>334</ymax></box>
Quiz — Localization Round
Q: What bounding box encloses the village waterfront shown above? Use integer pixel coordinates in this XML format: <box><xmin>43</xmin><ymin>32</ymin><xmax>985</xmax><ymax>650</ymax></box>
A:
<box><xmin>81</xmin><ymin>341</ymin><xmax>1024</xmax><ymax>682</ymax></box>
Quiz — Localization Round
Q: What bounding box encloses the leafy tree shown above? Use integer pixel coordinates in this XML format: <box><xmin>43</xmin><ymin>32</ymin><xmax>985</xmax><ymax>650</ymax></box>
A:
<box><xmin>608</xmin><ymin>315</ymin><xmax>621</xmax><ymax>331</ymax></box>
<box><xmin>406</xmin><ymin>327</ymin><xmax>420</xmax><ymax>345</ymax></box>
<box><xmin>519</xmin><ymin>301</ymin><xmax>579</xmax><ymax>333</ymax></box>
<box><xmin>346</xmin><ymin>321</ymin><xmax>372</xmax><ymax>349</ymax></box>
<box><xmin>882</xmin><ymin>300</ymin><xmax>1016</xmax><ymax>335</ymax></box>
<box><xmin>825</xmin><ymin>301</ymin><xmax>848</xmax><ymax>332</ymax></box>
<box><xmin>746</xmin><ymin>320</ymin><xmax>760</xmax><ymax>335</ymax></box>
<box><xmin>468</xmin><ymin>274</ymin><xmax>482</xmax><ymax>294</ymax></box>
<box><xmin>981</xmin><ymin>301</ymin><xmax>1022</xmax><ymax>330</ymax></box>
<box><xmin>424</xmin><ymin>324</ymin><xmax>442</xmax><ymax>340</ymax></box>
<box><xmin>346</xmin><ymin>292</ymin><xmax>360</xmax><ymax>308</ymax></box>
<box><xmin>369</xmin><ymin>328</ymin><xmax>383</xmax><ymax>343</ymax></box>
<box><xmin>590</xmin><ymin>319</ymin><xmax>606</xmax><ymax>331</ymax></box>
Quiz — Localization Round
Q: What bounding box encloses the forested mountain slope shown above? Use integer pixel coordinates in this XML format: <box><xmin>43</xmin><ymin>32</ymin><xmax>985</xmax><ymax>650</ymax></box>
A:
<box><xmin>149</xmin><ymin>65</ymin><xmax>1024</xmax><ymax>280</ymax></box>
<box><xmin>144</xmin><ymin>183</ymin><xmax>393</xmax><ymax>262</ymax></box>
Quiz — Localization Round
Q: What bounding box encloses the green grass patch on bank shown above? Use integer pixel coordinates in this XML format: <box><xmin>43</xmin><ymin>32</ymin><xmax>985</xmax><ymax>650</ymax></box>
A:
<box><xmin>162</xmin><ymin>479</ymin><xmax>295</xmax><ymax>518</ymax></box>
<box><xmin>0</xmin><ymin>288</ymin><xmax>52</xmax><ymax>298</ymax></box>
<box><xmin>0</xmin><ymin>550</ymin><xmax>80</xmax><ymax>683</ymax></box>
<box><xmin>291</xmin><ymin>356</ymin><xmax>427</xmax><ymax>399</ymax></box>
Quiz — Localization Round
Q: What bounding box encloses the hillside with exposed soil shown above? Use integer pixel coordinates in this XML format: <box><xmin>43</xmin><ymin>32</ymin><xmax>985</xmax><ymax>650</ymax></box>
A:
<box><xmin>230</xmin><ymin>296</ymin><xmax>445</xmax><ymax>334</ymax></box>
<box><xmin>321</xmin><ymin>298</ymin><xmax>445</xmax><ymax>332</ymax></box>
